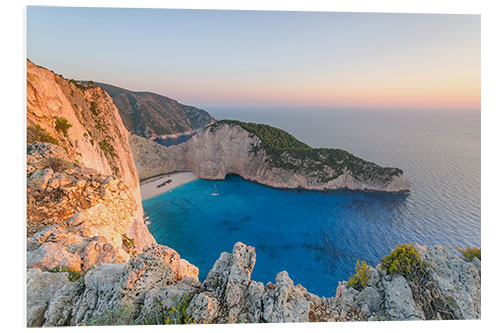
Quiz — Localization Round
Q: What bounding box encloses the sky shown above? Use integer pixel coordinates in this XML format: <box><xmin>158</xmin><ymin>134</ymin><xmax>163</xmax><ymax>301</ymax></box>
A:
<box><xmin>27</xmin><ymin>7</ymin><xmax>480</xmax><ymax>111</ymax></box>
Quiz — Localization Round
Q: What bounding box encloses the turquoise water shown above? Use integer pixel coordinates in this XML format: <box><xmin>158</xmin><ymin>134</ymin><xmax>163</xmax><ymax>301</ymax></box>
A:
<box><xmin>143</xmin><ymin>109</ymin><xmax>480</xmax><ymax>297</ymax></box>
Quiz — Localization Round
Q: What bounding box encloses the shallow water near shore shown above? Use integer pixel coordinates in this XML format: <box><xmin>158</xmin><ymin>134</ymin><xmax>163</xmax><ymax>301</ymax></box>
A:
<box><xmin>143</xmin><ymin>109</ymin><xmax>480</xmax><ymax>297</ymax></box>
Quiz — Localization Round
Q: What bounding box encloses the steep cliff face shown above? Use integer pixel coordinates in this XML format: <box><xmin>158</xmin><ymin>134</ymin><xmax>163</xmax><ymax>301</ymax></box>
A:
<box><xmin>97</xmin><ymin>82</ymin><xmax>215</xmax><ymax>139</ymax></box>
<box><xmin>26</xmin><ymin>60</ymin><xmax>154</xmax><ymax>249</ymax></box>
<box><xmin>129</xmin><ymin>134</ymin><xmax>190</xmax><ymax>180</ymax></box>
<box><xmin>130</xmin><ymin>122</ymin><xmax>411</xmax><ymax>193</ymax></box>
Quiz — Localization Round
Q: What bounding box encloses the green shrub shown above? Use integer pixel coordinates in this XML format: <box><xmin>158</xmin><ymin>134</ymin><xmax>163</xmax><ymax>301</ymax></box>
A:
<box><xmin>27</xmin><ymin>124</ymin><xmax>59</xmax><ymax>145</ymax></box>
<box><xmin>347</xmin><ymin>260</ymin><xmax>370</xmax><ymax>290</ymax></box>
<box><xmin>212</xmin><ymin>120</ymin><xmax>310</xmax><ymax>150</ymax></box>
<box><xmin>48</xmin><ymin>266</ymin><xmax>81</xmax><ymax>282</ymax></box>
<box><xmin>456</xmin><ymin>246</ymin><xmax>481</xmax><ymax>260</ymax></box>
<box><xmin>54</xmin><ymin>117</ymin><xmax>72</xmax><ymax>136</ymax></box>
<box><xmin>111</xmin><ymin>165</ymin><xmax>119</xmax><ymax>175</ymax></box>
<box><xmin>41</xmin><ymin>157</ymin><xmax>74</xmax><ymax>172</ymax></box>
<box><xmin>90</xmin><ymin>101</ymin><xmax>99</xmax><ymax>115</ymax></box>
<box><xmin>163</xmin><ymin>294</ymin><xmax>199</xmax><ymax>325</ymax></box>
<box><xmin>84</xmin><ymin>294</ymin><xmax>201</xmax><ymax>326</ymax></box>
<box><xmin>381</xmin><ymin>244</ymin><xmax>423</xmax><ymax>276</ymax></box>
<box><xmin>99</xmin><ymin>140</ymin><xmax>116</xmax><ymax>157</ymax></box>
<box><xmin>83</xmin><ymin>305</ymin><xmax>136</xmax><ymax>326</ymax></box>
<box><xmin>74</xmin><ymin>81</ymin><xmax>86</xmax><ymax>91</ymax></box>
<box><xmin>122</xmin><ymin>234</ymin><xmax>136</xmax><ymax>257</ymax></box>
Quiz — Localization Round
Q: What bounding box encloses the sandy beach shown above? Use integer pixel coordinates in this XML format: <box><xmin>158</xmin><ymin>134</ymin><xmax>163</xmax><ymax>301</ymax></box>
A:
<box><xmin>140</xmin><ymin>172</ymin><xmax>198</xmax><ymax>200</ymax></box>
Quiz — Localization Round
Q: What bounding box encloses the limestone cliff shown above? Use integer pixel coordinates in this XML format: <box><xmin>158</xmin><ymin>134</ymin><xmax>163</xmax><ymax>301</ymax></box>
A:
<box><xmin>129</xmin><ymin>134</ymin><xmax>190</xmax><ymax>180</ymax></box>
<box><xmin>27</xmin><ymin>242</ymin><xmax>480</xmax><ymax>326</ymax></box>
<box><xmin>130</xmin><ymin>121</ymin><xmax>411</xmax><ymax>193</ymax></box>
<box><xmin>27</xmin><ymin>60</ymin><xmax>154</xmax><ymax>249</ymax></box>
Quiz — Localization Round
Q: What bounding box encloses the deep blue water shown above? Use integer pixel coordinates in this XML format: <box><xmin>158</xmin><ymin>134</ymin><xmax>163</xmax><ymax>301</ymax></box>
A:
<box><xmin>143</xmin><ymin>108</ymin><xmax>480</xmax><ymax>297</ymax></box>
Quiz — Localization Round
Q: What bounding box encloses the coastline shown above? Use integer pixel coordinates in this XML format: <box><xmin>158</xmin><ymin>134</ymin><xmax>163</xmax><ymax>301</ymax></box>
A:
<box><xmin>140</xmin><ymin>172</ymin><xmax>198</xmax><ymax>200</ymax></box>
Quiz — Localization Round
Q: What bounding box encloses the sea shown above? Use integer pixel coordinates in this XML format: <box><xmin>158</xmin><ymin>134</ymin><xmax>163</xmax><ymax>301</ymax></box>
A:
<box><xmin>143</xmin><ymin>108</ymin><xmax>480</xmax><ymax>297</ymax></box>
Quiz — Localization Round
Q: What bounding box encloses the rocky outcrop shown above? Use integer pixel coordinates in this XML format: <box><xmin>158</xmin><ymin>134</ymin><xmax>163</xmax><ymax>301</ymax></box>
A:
<box><xmin>27</xmin><ymin>60</ymin><xmax>154</xmax><ymax>248</ymax></box>
<box><xmin>130</xmin><ymin>122</ymin><xmax>411</xmax><ymax>192</ymax></box>
<box><xmin>97</xmin><ymin>82</ymin><xmax>215</xmax><ymax>139</ymax></box>
<box><xmin>27</xmin><ymin>244</ymin><xmax>199</xmax><ymax>327</ymax></box>
<box><xmin>27</xmin><ymin>141</ymin><xmax>157</xmax><ymax>274</ymax></box>
<box><xmin>27</xmin><ymin>242</ymin><xmax>480</xmax><ymax>326</ymax></box>
<box><xmin>129</xmin><ymin>134</ymin><xmax>190</xmax><ymax>180</ymax></box>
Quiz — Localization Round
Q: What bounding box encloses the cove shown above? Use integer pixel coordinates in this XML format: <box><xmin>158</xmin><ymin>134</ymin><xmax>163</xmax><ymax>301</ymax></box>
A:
<box><xmin>143</xmin><ymin>174</ymin><xmax>475</xmax><ymax>297</ymax></box>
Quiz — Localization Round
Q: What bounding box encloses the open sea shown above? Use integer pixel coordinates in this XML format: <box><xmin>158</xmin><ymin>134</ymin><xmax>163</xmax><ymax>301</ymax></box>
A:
<box><xmin>143</xmin><ymin>108</ymin><xmax>480</xmax><ymax>297</ymax></box>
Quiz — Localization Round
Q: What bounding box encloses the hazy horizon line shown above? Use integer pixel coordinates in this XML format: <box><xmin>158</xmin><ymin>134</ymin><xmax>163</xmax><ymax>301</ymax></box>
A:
<box><xmin>28</xmin><ymin>59</ymin><xmax>480</xmax><ymax>115</ymax></box>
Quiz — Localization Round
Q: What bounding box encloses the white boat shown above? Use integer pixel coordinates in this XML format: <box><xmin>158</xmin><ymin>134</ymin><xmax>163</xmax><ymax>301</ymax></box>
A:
<box><xmin>211</xmin><ymin>185</ymin><xmax>219</xmax><ymax>196</ymax></box>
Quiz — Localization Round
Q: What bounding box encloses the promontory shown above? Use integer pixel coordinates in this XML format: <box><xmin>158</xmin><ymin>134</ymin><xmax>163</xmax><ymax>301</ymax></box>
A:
<box><xmin>130</xmin><ymin>120</ymin><xmax>411</xmax><ymax>193</ymax></box>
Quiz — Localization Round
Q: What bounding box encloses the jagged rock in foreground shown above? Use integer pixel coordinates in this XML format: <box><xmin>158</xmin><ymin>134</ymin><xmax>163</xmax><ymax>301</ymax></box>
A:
<box><xmin>27</xmin><ymin>242</ymin><xmax>480</xmax><ymax>326</ymax></box>
<box><xmin>130</xmin><ymin>121</ymin><xmax>411</xmax><ymax>193</ymax></box>
<box><xmin>27</xmin><ymin>244</ymin><xmax>199</xmax><ymax>326</ymax></box>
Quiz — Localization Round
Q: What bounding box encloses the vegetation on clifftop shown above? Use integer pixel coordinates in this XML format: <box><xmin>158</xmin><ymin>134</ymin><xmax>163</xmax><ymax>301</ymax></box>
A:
<box><xmin>213</xmin><ymin>120</ymin><xmax>311</xmax><ymax>150</ymax></box>
<box><xmin>210</xmin><ymin>120</ymin><xmax>403</xmax><ymax>184</ymax></box>
<box><xmin>456</xmin><ymin>246</ymin><xmax>481</xmax><ymax>260</ymax></box>
<box><xmin>381</xmin><ymin>244</ymin><xmax>424</xmax><ymax>276</ymax></box>
<box><xmin>27</xmin><ymin>124</ymin><xmax>59</xmax><ymax>145</ymax></box>
<box><xmin>347</xmin><ymin>260</ymin><xmax>371</xmax><ymax>290</ymax></box>
<box><xmin>54</xmin><ymin>117</ymin><xmax>73</xmax><ymax>136</ymax></box>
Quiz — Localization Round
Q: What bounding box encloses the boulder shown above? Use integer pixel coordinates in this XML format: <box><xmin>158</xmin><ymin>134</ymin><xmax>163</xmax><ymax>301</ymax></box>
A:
<box><xmin>27</xmin><ymin>268</ymin><xmax>73</xmax><ymax>327</ymax></box>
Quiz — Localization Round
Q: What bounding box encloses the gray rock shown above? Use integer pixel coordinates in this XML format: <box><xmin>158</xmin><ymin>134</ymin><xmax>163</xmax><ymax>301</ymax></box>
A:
<box><xmin>417</xmin><ymin>245</ymin><xmax>481</xmax><ymax>319</ymax></box>
<box><xmin>245</xmin><ymin>281</ymin><xmax>265</xmax><ymax>323</ymax></box>
<box><xmin>44</xmin><ymin>281</ymin><xmax>82</xmax><ymax>326</ymax></box>
<box><xmin>356</xmin><ymin>286</ymin><xmax>382</xmax><ymax>315</ymax></box>
<box><xmin>193</xmin><ymin>242</ymin><xmax>256</xmax><ymax>322</ymax></box>
<box><xmin>383</xmin><ymin>274</ymin><xmax>425</xmax><ymax>320</ymax></box>
<box><xmin>261</xmin><ymin>271</ymin><xmax>315</xmax><ymax>323</ymax></box>
<box><xmin>187</xmin><ymin>291</ymin><xmax>220</xmax><ymax>323</ymax></box>
<box><xmin>27</xmin><ymin>168</ymin><xmax>54</xmax><ymax>191</ymax></box>
<box><xmin>27</xmin><ymin>242</ymin><xmax>82</xmax><ymax>272</ymax></box>
<box><xmin>72</xmin><ymin>263</ymin><xmax>127</xmax><ymax>324</ymax></box>
<box><xmin>27</xmin><ymin>241</ymin><xmax>481</xmax><ymax>326</ymax></box>
<box><xmin>225</xmin><ymin>242</ymin><xmax>256</xmax><ymax>321</ymax></box>
<box><xmin>27</xmin><ymin>268</ymin><xmax>73</xmax><ymax>327</ymax></box>
<box><xmin>138</xmin><ymin>277</ymin><xmax>200</xmax><ymax>324</ymax></box>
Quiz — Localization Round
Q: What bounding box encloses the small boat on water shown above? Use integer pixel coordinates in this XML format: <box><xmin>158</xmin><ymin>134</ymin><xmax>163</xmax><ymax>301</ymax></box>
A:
<box><xmin>211</xmin><ymin>185</ymin><xmax>219</xmax><ymax>196</ymax></box>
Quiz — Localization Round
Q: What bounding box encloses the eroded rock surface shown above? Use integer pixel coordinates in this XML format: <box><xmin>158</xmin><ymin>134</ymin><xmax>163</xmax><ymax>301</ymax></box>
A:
<box><xmin>27</xmin><ymin>242</ymin><xmax>480</xmax><ymax>326</ymax></box>
<box><xmin>27</xmin><ymin>60</ymin><xmax>154</xmax><ymax>248</ymax></box>
<box><xmin>26</xmin><ymin>141</ymin><xmax>154</xmax><ymax>276</ymax></box>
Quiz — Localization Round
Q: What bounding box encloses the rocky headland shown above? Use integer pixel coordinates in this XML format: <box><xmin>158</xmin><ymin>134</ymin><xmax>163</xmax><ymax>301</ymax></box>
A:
<box><xmin>26</xmin><ymin>60</ymin><xmax>478</xmax><ymax>326</ymax></box>
<box><xmin>130</xmin><ymin>120</ymin><xmax>411</xmax><ymax>193</ymax></box>
<box><xmin>96</xmin><ymin>82</ymin><xmax>215</xmax><ymax>139</ymax></box>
